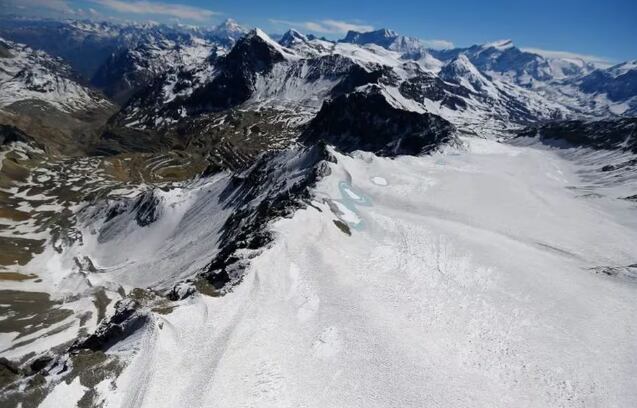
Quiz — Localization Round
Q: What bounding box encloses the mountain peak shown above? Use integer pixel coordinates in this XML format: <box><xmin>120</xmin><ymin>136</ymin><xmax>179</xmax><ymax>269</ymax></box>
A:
<box><xmin>241</xmin><ymin>28</ymin><xmax>297</xmax><ymax>59</ymax></box>
<box><xmin>607</xmin><ymin>59</ymin><xmax>637</xmax><ymax>77</ymax></box>
<box><xmin>340</xmin><ymin>28</ymin><xmax>398</xmax><ymax>48</ymax></box>
<box><xmin>442</xmin><ymin>54</ymin><xmax>483</xmax><ymax>78</ymax></box>
<box><xmin>377</xmin><ymin>28</ymin><xmax>398</xmax><ymax>38</ymax></box>
<box><xmin>212</xmin><ymin>18</ymin><xmax>248</xmax><ymax>40</ymax></box>
<box><xmin>216</xmin><ymin>18</ymin><xmax>243</xmax><ymax>32</ymax></box>
<box><xmin>439</xmin><ymin>53</ymin><xmax>499</xmax><ymax>96</ymax></box>
<box><xmin>482</xmin><ymin>39</ymin><xmax>514</xmax><ymax>50</ymax></box>
<box><xmin>279</xmin><ymin>29</ymin><xmax>308</xmax><ymax>47</ymax></box>
<box><xmin>451</xmin><ymin>54</ymin><xmax>474</xmax><ymax>67</ymax></box>
<box><xmin>252</xmin><ymin>28</ymin><xmax>273</xmax><ymax>41</ymax></box>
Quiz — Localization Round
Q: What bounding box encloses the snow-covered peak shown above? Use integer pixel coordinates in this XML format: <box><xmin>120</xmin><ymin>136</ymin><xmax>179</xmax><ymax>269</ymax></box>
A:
<box><xmin>440</xmin><ymin>54</ymin><xmax>500</xmax><ymax>99</ymax></box>
<box><xmin>377</xmin><ymin>28</ymin><xmax>398</xmax><ymax>38</ymax></box>
<box><xmin>443</xmin><ymin>54</ymin><xmax>481</xmax><ymax>75</ymax></box>
<box><xmin>607</xmin><ymin>60</ymin><xmax>637</xmax><ymax>77</ymax></box>
<box><xmin>432</xmin><ymin>39</ymin><xmax>597</xmax><ymax>86</ymax></box>
<box><xmin>67</xmin><ymin>20</ymin><xmax>121</xmax><ymax>37</ymax></box>
<box><xmin>216</xmin><ymin>18</ymin><xmax>243</xmax><ymax>32</ymax></box>
<box><xmin>279</xmin><ymin>29</ymin><xmax>308</xmax><ymax>47</ymax></box>
<box><xmin>249</xmin><ymin>28</ymin><xmax>296</xmax><ymax>57</ymax></box>
<box><xmin>213</xmin><ymin>18</ymin><xmax>248</xmax><ymax>38</ymax></box>
<box><xmin>340</xmin><ymin>28</ymin><xmax>398</xmax><ymax>48</ymax></box>
<box><xmin>337</xmin><ymin>27</ymin><xmax>443</xmax><ymax>71</ymax></box>
<box><xmin>481</xmin><ymin>39</ymin><xmax>514</xmax><ymax>51</ymax></box>
<box><xmin>253</xmin><ymin>28</ymin><xmax>275</xmax><ymax>42</ymax></box>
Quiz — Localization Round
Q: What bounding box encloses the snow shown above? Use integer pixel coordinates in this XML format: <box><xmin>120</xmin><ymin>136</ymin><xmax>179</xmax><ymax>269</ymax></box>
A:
<box><xmin>39</xmin><ymin>377</ymin><xmax>87</xmax><ymax>408</ymax></box>
<box><xmin>213</xmin><ymin>18</ymin><xmax>248</xmax><ymax>38</ymax></box>
<box><xmin>333</xmin><ymin>42</ymin><xmax>404</xmax><ymax>68</ymax></box>
<box><xmin>521</xmin><ymin>47</ymin><xmax>612</xmax><ymax>70</ymax></box>
<box><xmin>52</xmin><ymin>175</ymin><xmax>234</xmax><ymax>291</ymax></box>
<box><xmin>254</xmin><ymin>28</ymin><xmax>299</xmax><ymax>59</ymax></box>
<box><xmin>370</xmin><ymin>176</ymin><xmax>388</xmax><ymax>186</ymax></box>
<box><xmin>443</xmin><ymin>55</ymin><xmax>500</xmax><ymax>98</ymax></box>
<box><xmin>329</xmin><ymin>199</ymin><xmax>361</xmax><ymax>226</ymax></box>
<box><xmin>0</xmin><ymin>170</ymin><xmax>239</xmax><ymax>360</ymax></box>
<box><xmin>377</xmin><ymin>85</ymin><xmax>428</xmax><ymax>113</ymax></box>
<box><xmin>609</xmin><ymin>101</ymin><xmax>630</xmax><ymax>115</ymax></box>
<box><xmin>99</xmin><ymin>138</ymin><xmax>637</xmax><ymax>407</ymax></box>
<box><xmin>608</xmin><ymin>60</ymin><xmax>637</xmax><ymax>77</ymax></box>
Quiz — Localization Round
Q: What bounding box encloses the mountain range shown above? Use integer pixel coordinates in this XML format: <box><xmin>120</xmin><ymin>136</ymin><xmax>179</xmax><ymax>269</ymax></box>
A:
<box><xmin>0</xmin><ymin>16</ymin><xmax>636</xmax><ymax>408</ymax></box>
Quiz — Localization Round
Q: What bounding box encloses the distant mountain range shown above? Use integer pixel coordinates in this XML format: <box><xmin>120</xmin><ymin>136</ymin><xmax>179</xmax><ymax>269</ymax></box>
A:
<box><xmin>1</xmin><ymin>18</ymin><xmax>634</xmax><ymax>133</ymax></box>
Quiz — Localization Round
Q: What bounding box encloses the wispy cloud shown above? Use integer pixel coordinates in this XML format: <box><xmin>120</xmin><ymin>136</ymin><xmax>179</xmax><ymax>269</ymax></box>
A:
<box><xmin>270</xmin><ymin>18</ymin><xmax>374</xmax><ymax>34</ymax></box>
<box><xmin>3</xmin><ymin>0</ymin><xmax>76</xmax><ymax>15</ymax></box>
<box><xmin>421</xmin><ymin>39</ymin><xmax>454</xmax><ymax>49</ymax></box>
<box><xmin>522</xmin><ymin>47</ymin><xmax>612</xmax><ymax>66</ymax></box>
<box><xmin>92</xmin><ymin>0</ymin><xmax>220</xmax><ymax>22</ymax></box>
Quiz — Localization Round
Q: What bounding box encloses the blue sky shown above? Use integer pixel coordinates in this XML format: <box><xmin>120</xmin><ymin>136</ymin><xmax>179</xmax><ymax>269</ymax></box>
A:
<box><xmin>2</xmin><ymin>0</ymin><xmax>636</xmax><ymax>62</ymax></box>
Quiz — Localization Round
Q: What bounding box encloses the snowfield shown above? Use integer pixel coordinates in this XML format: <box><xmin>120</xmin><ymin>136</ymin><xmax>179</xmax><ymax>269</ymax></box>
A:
<box><xmin>95</xmin><ymin>138</ymin><xmax>637</xmax><ymax>408</ymax></box>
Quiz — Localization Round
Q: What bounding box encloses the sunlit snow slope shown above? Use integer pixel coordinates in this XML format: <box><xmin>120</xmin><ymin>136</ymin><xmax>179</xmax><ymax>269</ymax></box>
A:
<box><xmin>93</xmin><ymin>138</ymin><xmax>637</xmax><ymax>408</ymax></box>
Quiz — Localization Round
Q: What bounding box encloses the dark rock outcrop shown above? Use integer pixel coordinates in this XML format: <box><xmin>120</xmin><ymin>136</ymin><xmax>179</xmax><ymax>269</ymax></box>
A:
<box><xmin>183</xmin><ymin>30</ymin><xmax>285</xmax><ymax>114</ymax></box>
<box><xmin>71</xmin><ymin>299</ymin><xmax>149</xmax><ymax>352</ymax></box>
<box><xmin>90</xmin><ymin>47</ymin><xmax>154</xmax><ymax>105</ymax></box>
<box><xmin>201</xmin><ymin>143</ymin><xmax>334</xmax><ymax>290</ymax></box>
<box><xmin>331</xmin><ymin>64</ymin><xmax>399</xmax><ymax>97</ymax></box>
<box><xmin>579</xmin><ymin>65</ymin><xmax>637</xmax><ymax>102</ymax></box>
<box><xmin>0</xmin><ymin>358</ymin><xmax>21</xmax><ymax>390</ymax></box>
<box><xmin>0</xmin><ymin>41</ymin><xmax>11</xmax><ymax>58</ymax></box>
<box><xmin>590</xmin><ymin>264</ymin><xmax>637</xmax><ymax>281</ymax></box>
<box><xmin>516</xmin><ymin>118</ymin><xmax>637</xmax><ymax>153</ymax></box>
<box><xmin>131</xmin><ymin>190</ymin><xmax>161</xmax><ymax>227</ymax></box>
<box><xmin>301</xmin><ymin>86</ymin><xmax>457</xmax><ymax>156</ymax></box>
<box><xmin>399</xmin><ymin>72</ymin><xmax>468</xmax><ymax>110</ymax></box>
<box><xmin>0</xmin><ymin>125</ymin><xmax>30</xmax><ymax>146</ymax></box>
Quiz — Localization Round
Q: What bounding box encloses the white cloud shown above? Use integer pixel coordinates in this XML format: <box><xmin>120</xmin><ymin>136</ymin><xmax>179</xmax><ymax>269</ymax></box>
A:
<box><xmin>318</xmin><ymin>19</ymin><xmax>375</xmax><ymax>34</ymax></box>
<box><xmin>4</xmin><ymin>0</ymin><xmax>76</xmax><ymax>14</ymax></box>
<box><xmin>420</xmin><ymin>39</ymin><xmax>454</xmax><ymax>49</ymax></box>
<box><xmin>92</xmin><ymin>0</ymin><xmax>219</xmax><ymax>22</ymax></box>
<box><xmin>522</xmin><ymin>47</ymin><xmax>612</xmax><ymax>66</ymax></box>
<box><xmin>270</xmin><ymin>18</ymin><xmax>374</xmax><ymax>34</ymax></box>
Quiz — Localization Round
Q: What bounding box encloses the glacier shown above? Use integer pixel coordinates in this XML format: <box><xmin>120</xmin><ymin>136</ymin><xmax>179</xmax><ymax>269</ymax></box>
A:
<box><xmin>57</xmin><ymin>137</ymin><xmax>637</xmax><ymax>408</ymax></box>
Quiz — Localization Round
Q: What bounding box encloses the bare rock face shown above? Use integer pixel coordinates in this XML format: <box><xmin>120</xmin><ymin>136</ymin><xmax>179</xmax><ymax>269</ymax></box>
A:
<box><xmin>70</xmin><ymin>299</ymin><xmax>149</xmax><ymax>352</ymax></box>
<box><xmin>301</xmin><ymin>86</ymin><xmax>457</xmax><ymax>156</ymax></box>
<box><xmin>579</xmin><ymin>63</ymin><xmax>637</xmax><ymax>103</ymax></box>
<box><xmin>0</xmin><ymin>125</ymin><xmax>30</xmax><ymax>146</ymax></box>
<box><xmin>517</xmin><ymin>117</ymin><xmax>637</xmax><ymax>153</ymax></box>
<box><xmin>201</xmin><ymin>143</ymin><xmax>334</xmax><ymax>291</ymax></box>
<box><xmin>183</xmin><ymin>30</ymin><xmax>285</xmax><ymax>114</ymax></box>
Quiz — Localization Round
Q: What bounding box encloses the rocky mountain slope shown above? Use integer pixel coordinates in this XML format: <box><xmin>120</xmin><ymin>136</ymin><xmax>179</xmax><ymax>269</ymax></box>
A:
<box><xmin>0</xmin><ymin>18</ymin><xmax>247</xmax><ymax>106</ymax></box>
<box><xmin>103</xmin><ymin>28</ymin><xmax>578</xmax><ymax>139</ymax></box>
<box><xmin>0</xmin><ymin>38</ymin><xmax>109</xmax><ymax>113</ymax></box>
<box><xmin>0</xmin><ymin>38</ymin><xmax>115</xmax><ymax>156</ymax></box>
